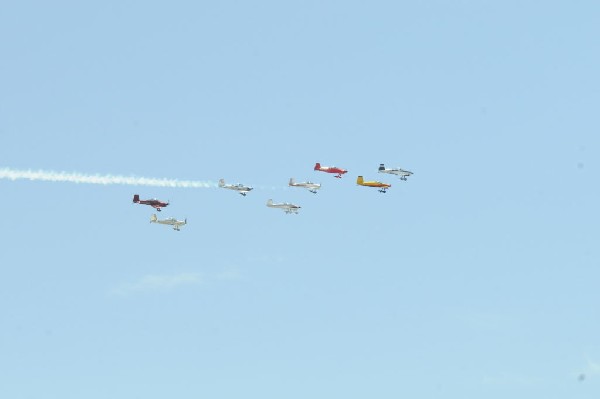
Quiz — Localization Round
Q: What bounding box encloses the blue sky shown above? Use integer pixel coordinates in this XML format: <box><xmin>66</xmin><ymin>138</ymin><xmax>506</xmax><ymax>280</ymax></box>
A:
<box><xmin>1</xmin><ymin>1</ymin><xmax>599</xmax><ymax>398</ymax></box>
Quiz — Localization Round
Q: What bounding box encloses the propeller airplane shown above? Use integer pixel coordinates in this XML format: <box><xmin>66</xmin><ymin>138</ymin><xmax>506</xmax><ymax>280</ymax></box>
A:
<box><xmin>356</xmin><ymin>176</ymin><xmax>391</xmax><ymax>193</ymax></box>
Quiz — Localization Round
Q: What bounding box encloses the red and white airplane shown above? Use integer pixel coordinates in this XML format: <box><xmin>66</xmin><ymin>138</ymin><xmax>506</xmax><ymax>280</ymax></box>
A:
<box><xmin>314</xmin><ymin>162</ymin><xmax>348</xmax><ymax>178</ymax></box>
<box><xmin>133</xmin><ymin>194</ymin><xmax>169</xmax><ymax>211</ymax></box>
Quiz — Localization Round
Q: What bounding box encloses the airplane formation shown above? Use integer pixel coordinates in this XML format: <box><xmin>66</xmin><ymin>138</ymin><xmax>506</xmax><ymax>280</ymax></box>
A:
<box><xmin>134</xmin><ymin>162</ymin><xmax>413</xmax><ymax>231</ymax></box>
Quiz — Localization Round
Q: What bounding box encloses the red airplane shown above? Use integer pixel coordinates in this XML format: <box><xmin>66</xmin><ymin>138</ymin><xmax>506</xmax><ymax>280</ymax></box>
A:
<box><xmin>133</xmin><ymin>194</ymin><xmax>169</xmax><ymax>211</ymax></box>
<box><xmin>314</xmin><ymin>162</ymin><xmax>348</xmax><ymax>178</ymax></box>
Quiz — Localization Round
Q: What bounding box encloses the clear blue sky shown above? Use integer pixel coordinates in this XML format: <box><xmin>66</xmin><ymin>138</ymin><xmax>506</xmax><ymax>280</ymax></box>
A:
<box><xmin>1</xmin><ymin>1</ymin><xmax>599</xmax><ymax>398</ymax></box>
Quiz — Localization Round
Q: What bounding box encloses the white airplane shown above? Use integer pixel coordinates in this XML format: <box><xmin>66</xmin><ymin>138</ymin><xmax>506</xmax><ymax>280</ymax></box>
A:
<box><xmin>378</xmin><ymin>163</ymin><xmax>413</xmax><ymax>181</ymax></box>
<box><xmin>218</xmin><ymin>179</ymin><xmax>253</xmax><ymax>196</ymax></box>
<box><xmin>266</xmin><ymin>199</ymin><xmax>301</xmax><ymax>214</ymax></box>
<box><xmin>150</xmin><ymin>214</ymin><xmax>187</xmax><ymax>231</ymax></box>
<box><xmin>288</xmin><ymin>178</ymin><xmax>321</xmax><ymax>194</ymax></box>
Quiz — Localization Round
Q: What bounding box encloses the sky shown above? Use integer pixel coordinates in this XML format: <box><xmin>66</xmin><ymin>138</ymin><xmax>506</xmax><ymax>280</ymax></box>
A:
<box><xmin>0</xmin><ymin>1</ymin><xmax>599</xmax><ymax>398</ymax></box>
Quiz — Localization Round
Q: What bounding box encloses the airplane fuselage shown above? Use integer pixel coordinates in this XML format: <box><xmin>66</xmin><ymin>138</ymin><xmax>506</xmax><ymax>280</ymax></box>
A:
<box><xmin>142</xmin><ymin>200</ymin><xmax>168</xmax><ymax>209</ymax></box>
<box><xmin>224</xmin><ymin>186</ymin><xmax>252</xmax><ymax>196</ymax></box>
<box><xmin>267</xmin><ymin>199</ymin><xmax>301</xmax><ymax>214</ymax></box>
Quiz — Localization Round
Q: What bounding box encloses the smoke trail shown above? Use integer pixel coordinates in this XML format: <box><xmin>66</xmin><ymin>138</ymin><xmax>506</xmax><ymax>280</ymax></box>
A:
<box><xmin>0</xmin><ymin>167</ymin><xmax>217</xmax><ymax>188</ymax></box>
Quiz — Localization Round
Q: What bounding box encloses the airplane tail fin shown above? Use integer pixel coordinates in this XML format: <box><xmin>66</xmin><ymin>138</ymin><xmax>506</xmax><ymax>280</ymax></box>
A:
<box><xmin>314</xmin><ymin>163</ymin><xmax>321</xmax><ymax>170</ymax></box>
<box><xmin>150</xmin><ymin>214</ymin><xmax>158</xmax><ymax>223</ymax></box>
<box><xmin>218</xmin><ymin>179</ymin><xmax>225</xmax><ymax>187</ymax></box>
<box><xmin>133</xmin><ymin>194</ymin><xmax>140</xmax><ymax>203</ymax></box>
<box><xmin>378</xmin><ymin>164</ymin><xmax>385</xmax><ymax>171</ymax></box>
<box><xmin>356</xmin><ymin>176</ymin><xmax>364</xmax><ymax>185</ymax></box>
<box><xmin>289</xmin><ymin>178</ymin><xmax>295</xmax><ymax>186</ymax></box>
<box><xmin>266</xmin><ymin>199</ymin><xmax>274</xmax><ymax>206</ymax></box>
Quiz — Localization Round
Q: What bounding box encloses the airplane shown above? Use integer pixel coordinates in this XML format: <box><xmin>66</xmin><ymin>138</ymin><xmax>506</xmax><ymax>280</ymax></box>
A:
<box><xmin>356</xmin><ymin>176</ymin><xmax>391</xmax><ymax>193</ymax></box>
<box><xmin>218</xmin><ymin>179</ymin><xmax>253</xmax><ymax>196</ymax></box>
<box><xmin>314</xmin><ymin>162</ymin><xmax>348</xmax><ymax>178</ymax></box>
<box><xmin>378</xmin><ymin>163</ymin><xmax>413</xmax><ymax>181</ymax></box>
<box><xmin>150</xmin><ymin>214</ymin><xmax>187</xmax><ymax>231</ymax></box>
<box><xmin>288</xmin><ymin>178</ymin><xmax>321</xmax><ymax>194</ymax></box>
<box><xmin>133</xmin><ymin>194</ymin><xmax>169</xmax><ymax>211</ymax></box>
<box><xmin>266</xmin><ymin>199</ymin><xmax>301</xmax><ymax>214</ymax></box>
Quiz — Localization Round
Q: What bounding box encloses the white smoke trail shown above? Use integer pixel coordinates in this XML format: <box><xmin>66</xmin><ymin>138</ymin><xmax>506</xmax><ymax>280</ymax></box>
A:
<box><xmin>0</xmin><ymin>167</ymin><xmax>217</xmax><ymax>188</ymax></box>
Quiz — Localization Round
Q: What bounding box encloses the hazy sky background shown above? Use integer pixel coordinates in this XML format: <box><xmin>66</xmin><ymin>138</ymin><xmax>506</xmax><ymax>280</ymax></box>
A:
<box><xmin>1</xmin><ymin>1</ymin><xmax>599</xmax><ymax>398</ymax></box>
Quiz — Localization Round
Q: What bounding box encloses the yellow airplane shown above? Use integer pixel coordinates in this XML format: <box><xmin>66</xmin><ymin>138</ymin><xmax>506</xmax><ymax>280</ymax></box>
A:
<box><xmin>356</xmin><ymin>176</ymin><xmax>391</xmax><ymax>193</ymax></box>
